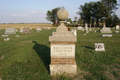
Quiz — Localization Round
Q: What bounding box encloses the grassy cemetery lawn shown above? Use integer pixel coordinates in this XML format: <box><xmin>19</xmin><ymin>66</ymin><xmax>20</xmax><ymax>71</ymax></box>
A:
<box><xmin>0</xmin><ymin>28</ymin><xmax>120</xmax><ymax>80</ymax></box>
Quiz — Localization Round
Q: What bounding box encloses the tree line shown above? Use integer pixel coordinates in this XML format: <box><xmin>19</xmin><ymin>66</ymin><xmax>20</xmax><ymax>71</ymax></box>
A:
<box><xmin>46</xmin><ymin>0</ymin><xmax>120</xmax><ymax>27</ymax></box>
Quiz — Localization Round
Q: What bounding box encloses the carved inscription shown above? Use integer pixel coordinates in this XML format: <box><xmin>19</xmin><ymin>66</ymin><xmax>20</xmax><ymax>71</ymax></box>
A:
<box><xmin>51</xmin><ymin>44</ymin><xmax>75</xmax><ymax>57</ymax></box>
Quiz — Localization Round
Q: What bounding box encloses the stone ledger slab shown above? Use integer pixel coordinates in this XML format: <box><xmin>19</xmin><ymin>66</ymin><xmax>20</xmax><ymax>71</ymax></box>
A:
<box><xmin>102</xmin><ymin>34</ymin><xmax>113</xmax><ymax>37</ymax></box>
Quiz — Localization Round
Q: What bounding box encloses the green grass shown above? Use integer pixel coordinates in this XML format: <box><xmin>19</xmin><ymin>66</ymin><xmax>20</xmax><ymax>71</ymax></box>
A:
<box><xmin>0</xmin><ymin>28</ymin><xmax>120</xmax><ymax>80</ymax></box>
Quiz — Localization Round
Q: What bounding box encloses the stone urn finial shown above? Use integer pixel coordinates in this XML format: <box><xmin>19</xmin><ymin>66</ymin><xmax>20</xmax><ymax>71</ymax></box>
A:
<box><xmin>57</xmin><ymin>9</ymin><xmax>69</xmax><ymax>21</ymax></box>
<box><xmin>56</xmin><ymin>9</ymin><xmax>69</xmax><ymax>32</ymax></box>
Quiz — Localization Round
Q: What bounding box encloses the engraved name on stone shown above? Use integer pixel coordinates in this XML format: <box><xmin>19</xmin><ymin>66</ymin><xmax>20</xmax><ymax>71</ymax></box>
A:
<box><xmin>51</xmin><ymin>44</ymin><xmax>75</xmax><ymax>57</ymax></box>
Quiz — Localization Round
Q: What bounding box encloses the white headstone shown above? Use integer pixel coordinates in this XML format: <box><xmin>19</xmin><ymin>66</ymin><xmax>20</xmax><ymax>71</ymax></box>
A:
<box><xmin>85</xmin><ymin>23</ymin><xmax>89</xmax><ymax>33</ymax></box>
<box><xmin>95</xmin><ymin>43</ymin><xmax>105</xmax><ymax>51</ymax></box>
<box><xmin>116</xmin><ymin>25</ymin><xmax>120</xmax><ymax>30</ymax></box>
<box><xmin>100</xmin><ymin>27</ymin><xmax>112</xmax><ymax>33</ymax></box>
<box><xmin>4</xmin><ymin>28</ymin><xmax>16</xmax><ymax>34</ymax></box>
<box><xmin>2</xmin><ymin>35</ymin><xmax>9</xmax><ymax>37</ymax></box>
<box><xmin>102</xmin><ymin>34</ymin><xmax>113</xmax><ymax>37</ymax></box>
<box><xmin>19</xmin><ymin>28</ymin><xmax>23</xmax><ymax>33</ymax></box>
<box><xmin>115</xmin><ymin>31</ymin><xmax>119</xmax><ymax>33</ymax></box>
<box><xmin>77</xmin><ymin>26</ymin><xmax>83</xmax><ymax>30</ymax></box>
<box><xmin>36</xmin><ymin>27</ymin><xmax>41</xmax><ymax>32</ymax></box>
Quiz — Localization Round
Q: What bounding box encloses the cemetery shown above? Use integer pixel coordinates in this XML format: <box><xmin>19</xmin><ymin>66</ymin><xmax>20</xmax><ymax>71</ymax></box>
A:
<box><xmin>0</xmin><ymin>23</ymin><xmax>120</xmax><ymax>80</ymax></box>
<box><xmin>0</xmin><ymin>0</ymin><xmax>120</xmax><ymax>79</ymax></box>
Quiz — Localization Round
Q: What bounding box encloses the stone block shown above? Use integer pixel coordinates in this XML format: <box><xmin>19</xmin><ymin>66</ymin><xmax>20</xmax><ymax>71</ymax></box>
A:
<box><xmin>102</xmin><ymin>34</ymin><xmax>113</xmax><ymax>37</ymax></box>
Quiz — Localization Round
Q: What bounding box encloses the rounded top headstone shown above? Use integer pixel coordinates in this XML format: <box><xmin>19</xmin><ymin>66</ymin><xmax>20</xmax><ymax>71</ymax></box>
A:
<box><xmin>57</xmin><ymin>9</ymin><xmax>68</xmax><ymax>21</ymax></box>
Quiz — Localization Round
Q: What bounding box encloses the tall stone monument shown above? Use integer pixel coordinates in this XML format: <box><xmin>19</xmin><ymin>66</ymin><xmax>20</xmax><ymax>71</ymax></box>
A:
<box><xmin>49</xmin><ymin>9</ymin><xmax>77</xmax><ymax>76</ymax></box>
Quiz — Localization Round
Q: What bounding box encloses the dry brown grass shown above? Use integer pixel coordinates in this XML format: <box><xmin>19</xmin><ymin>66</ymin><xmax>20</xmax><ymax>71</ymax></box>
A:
<box><xmin>0</xmin><ymin>23</ymin><xmax>77</xmax><ymax>29</ymax></box>
<box><xmin>0</xmin><ymin>23</ymin><xmax>54</xmax><ymax>29</ymax></box>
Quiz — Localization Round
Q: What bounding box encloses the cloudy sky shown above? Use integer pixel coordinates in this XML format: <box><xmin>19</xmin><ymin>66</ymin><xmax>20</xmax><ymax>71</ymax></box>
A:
<box><xmin>0</xmin><ymin>0</ymin><xmax>120</xmax><ymax>23</ymax></box>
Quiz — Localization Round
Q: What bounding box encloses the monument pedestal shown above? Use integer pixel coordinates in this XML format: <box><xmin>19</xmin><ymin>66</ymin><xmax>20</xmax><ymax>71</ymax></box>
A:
<box><xmin>49</xmin><ymin>23</ymin><xmax>77</xmax><ymax>76</ymax></box>
<box><xmin>49</xmin><ymin>41</ymin><xmax>77</xmax><ymax>75</ymax></box>
<box><xmin>49</xmin><ymin>9</ymin><xmax>77</xmax><ymax>76</ymax></box>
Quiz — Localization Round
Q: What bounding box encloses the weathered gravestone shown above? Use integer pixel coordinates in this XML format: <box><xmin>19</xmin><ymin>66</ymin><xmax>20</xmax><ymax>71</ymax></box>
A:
<box><xmin>47</xmin><ymin>27</ymin><xmax>51</xmax><ymax>29</ymax></box>
<box><xmin>1</xmin><ymin>35</ymin><xmax>9</xmax><ymax>37</ymax></box>
<box><xmin>23</xmin><ymin>28</ymin><xmax>30</xmax><ymax>33</ymax></box>
<box><xmin>4</xmin><ymin>28</ymin><xmax>16</xmax><ymax>34</ymax></box>
<box><xmin>49</xmin><ymin>9</ymin><xmax>77</xmax><ymax>76</ymax></box>
<box><xmin>102</xmin><ymin>34</ymin><xmax>113</xmax><ymax>37</ymax></box>
<box><xmin>100</xmin><ymin>27</ymin><xmax>112</xmax><ymax>33</ymax></box>
<box><xmin>95</xmin><ymin>43</ymin><xmax>105</xmax><ymax>51</ymax></box>
<box><xmin>115</xmin><ymin>31</ymin><xmax>119</xmax><ymax>33</ymax></box>
<box><xmin>116</xmin><ymin>25</ymin><xmax>120</xmax><ymax>30</ymax></box>
<box><xmin>4</xmin><ymin>38</ymin><xmax>10</xmax><ymax>41</ymax></box>
<box><xmin>36</xmin><ymin>27</ymin><xmax>41</xmax><ymax>32</ymax></box>
<box><xmin>85</xmin><ymin>23</ymin><xmax>89</xmax><ymax>33</ymax></box>
<box><xmin>15</xmin><ymin>35</ymin><xmax>20</xmax><ymax>37</ymax></box>
<box><xmin>19</xmin><ymin>28</ymin><xmax>23</xmax><ymax>33</ymax></box>
<box><xmin>77</xmin><ymin>26</ymin><xmax>83</xmax><ymax>30</ymax></box>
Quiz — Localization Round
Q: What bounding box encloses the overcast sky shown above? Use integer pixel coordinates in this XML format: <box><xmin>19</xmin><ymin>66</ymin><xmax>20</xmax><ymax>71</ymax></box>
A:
<box><xmin>0</xmin><ymin>0</ymin><xmax>120</xmax><ymax>23</ymax></box>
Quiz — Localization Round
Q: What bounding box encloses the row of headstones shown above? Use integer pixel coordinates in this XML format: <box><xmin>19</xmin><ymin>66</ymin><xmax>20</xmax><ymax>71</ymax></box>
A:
<box><xmin>3</xmin><ymin>27</ymin><xmax>51</xmax><ymax>34</ymax></box>
<box><xmin>1</xmin><ymin>27</ymin><xmax>51</xmax><ymax>41</ymax></box>
<box><xmin>77</xmin><ymin>24</ymin><xmax>119</xmax><ymax>37</ymax></box>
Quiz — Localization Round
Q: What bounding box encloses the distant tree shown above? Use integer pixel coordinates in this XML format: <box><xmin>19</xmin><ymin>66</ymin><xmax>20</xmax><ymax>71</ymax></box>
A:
<box><xmin>46</xmin><ymin>7</ymin><xmax>65</xmax><ymax>25</ymax></box>
<box><xmin>101</xmin><ymin>0</ymin><xmax>118</xmax><ymax>26</ymax></box>
<box><xmin>112</xmin><ymin>14</ymin><xmax>120</xmax><ymax>26</ymax></box>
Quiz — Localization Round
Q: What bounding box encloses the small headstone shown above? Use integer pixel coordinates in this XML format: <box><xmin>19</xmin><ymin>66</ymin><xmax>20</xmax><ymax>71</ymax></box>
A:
<box><xmin>30</xmin><ymin>28</ymin><xmax>32</xmax><ymax>30</ymax></box>
<box><xmin>14</xmin><ymin>29</ymin><xmax>18</xmax><ymax>32</ymax></box>
<box><xmin>44</xmin><ymin>28</ymin><xmax>46</xmax><ymax>29</ymax></box>
<box><xmin>47</xmin><ymin>27</ymin><xmax>51</xmax><ymax>29</ymax></box>
<box><xmin>77</xmin><ymin>26</ymin><xmax>83</xmax><ymax>30</ymax></box>
<box><xmin>15</xmin><ymin>35</ymin><xmax>19</xmax><ymax>37</ymax></box>
<box><xmin>94</xmin><ymin>30</ymin><xmax>96</xmax><ymax>33</ymax></box>
<box><xmin>4</xmin><ymin>28</ymin><xmax>16</xmax><ymax>34</ymax></box>
<box><xmin>23</xmin><ymin>28</ymin><xmax>30</xmax><ymax>33</ymax></box>
<box><xmin>84</xmin><ymin>33</ymin><xmax>86</xmax><ymax>35</ymax></box>
<box><xmin>102</xmin><ymin>34</ymin><xmax>113</xmax><ymax>37</ymax></box>
<box><xmin>116</xmin><ymin>25</ymin><xmax>120</xmax><ymax>30</ymax></box>
<box><xmin>19</xmin><ymin>28</ymin><xmax>23</xmax><ymax>33</ymax></box>
<box><xmin>4</xmin><ymin>38</ymin><xmax>10</xmax><ymax>41</ymax></box>
<box><xmin>95</xmin><ymin>43</ymin><xmax>105</xmax><ymax>51</ymax></box>
<box><xmin>36</xmin><ymin>27</ymin><xmax>41</xmax><ymax>32</ymax></box>
<box><xmin>72</xmin><ymin>29</ymin><xmax>77</xmax><ymax>36</ymax></box>
<box><xmin>85</xmin><ymin>23</ymin><xmax>89</xmax><ymax>33</ymax></box>
<box><xmin>2</xmin><ymin>35</ymin><xmax>9</xmax><ymax>37</ymax></box>
<box><xmin>100</xmin><ymin>27</ymin><xmax>112</xmax><ymax>33</ymax></box>
<box><xmin>115</xmin><ymin>31</ymin><xmax>119</xmax><ymax>33</ymax></box>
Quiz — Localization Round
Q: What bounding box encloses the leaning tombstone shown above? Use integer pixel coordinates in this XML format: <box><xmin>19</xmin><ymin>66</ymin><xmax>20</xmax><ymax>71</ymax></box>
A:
<box><xmin>49</xmin><ymin>9</ymin><xmax>77</xmax><ymax>76</ymax></box>
<box><xmin>4</xmin><ymin>28</ymin><xmax>16</xmax><ymax>34</ymax></box>
<box><xmin>23</xmin><ymin>28</ymin><xmax>30</xmax><ymax>33</ymax></box>
<box><xmin>95</xmin><ymin>43</ymin><xmax>105</xmax><ymax>51</ymax></box>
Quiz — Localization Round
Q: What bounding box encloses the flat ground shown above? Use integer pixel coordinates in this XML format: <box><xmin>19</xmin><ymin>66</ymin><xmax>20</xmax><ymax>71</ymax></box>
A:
<box><xmin>0</xmin><ymin>23</ymin><xmax>53</xmax><ymax>29</ymax></box>
<box><xmin>0</xmin><ymin>24</ymin><xmax>120</xmax><ymax>80</ymax></box>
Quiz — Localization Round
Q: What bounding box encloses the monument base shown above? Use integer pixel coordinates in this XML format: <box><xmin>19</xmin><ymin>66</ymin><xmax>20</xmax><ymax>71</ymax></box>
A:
<box><xmin>50</xmin><ymin>62</ymin><xmax>77</xmax><ymax>76</ymax></box>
